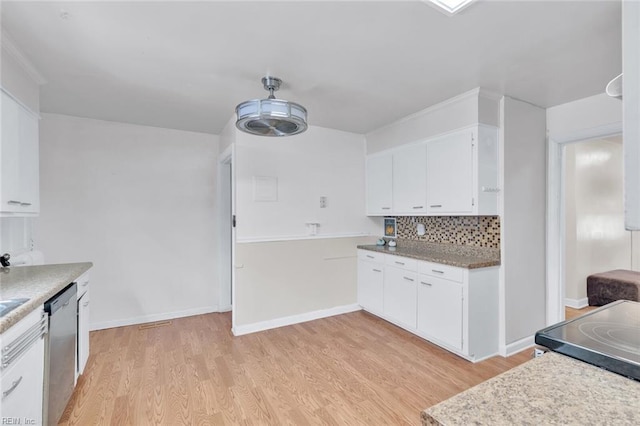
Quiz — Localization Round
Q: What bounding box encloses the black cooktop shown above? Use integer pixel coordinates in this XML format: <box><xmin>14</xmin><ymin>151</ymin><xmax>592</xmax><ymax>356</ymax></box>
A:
<box><xmin>535</xmin><ymin>300</ymin><xmax>640</xmax><ymax>381</ymax></box>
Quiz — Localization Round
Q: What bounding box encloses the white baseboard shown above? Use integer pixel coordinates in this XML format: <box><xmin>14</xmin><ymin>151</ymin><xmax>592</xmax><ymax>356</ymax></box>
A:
<box><xmin>500</xmin><ymin>335</ymin><xmax>535</xmax><ymax>357</ymax></box>
<box><xmin>232</xmin><ymin>303</ymin><xmax>362</xmax><ymax>336</ymax></box>
<box><xmin>90</xmin><ymin>305</ymin><xmax>220</xmax><ymax>331</ymax></box>
<box><xmin>218</xmin><ymin>304</ymin><xmax>232</xmax><ymax>313</ymax></box>
<box><xmin>564</xmin><ymin>297</ymin><xmax>589</xmax><ymax>309</ymax></box>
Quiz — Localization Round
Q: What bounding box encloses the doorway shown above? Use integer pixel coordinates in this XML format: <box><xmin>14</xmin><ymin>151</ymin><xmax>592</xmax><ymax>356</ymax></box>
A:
<box><xmin>546</xmin><ymin>123</ymin><xmax>623</xmax><ymax>325</ymax></box>
<box><xmin>562</xmin><ymin>135</ymin><xmax>632</xmax><ymax>309</ymax></box>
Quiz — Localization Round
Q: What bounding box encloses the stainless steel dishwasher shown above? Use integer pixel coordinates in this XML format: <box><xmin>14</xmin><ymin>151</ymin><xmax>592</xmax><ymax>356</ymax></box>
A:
<box><xmin>43</xmin><ymin>282</ymin><xmax>77</xmax><ymax>426</ymax></box>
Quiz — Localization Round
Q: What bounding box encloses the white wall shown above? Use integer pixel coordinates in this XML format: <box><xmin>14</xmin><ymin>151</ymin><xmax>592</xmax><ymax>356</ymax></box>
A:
<box><xmin>234</xmin><ymin>236</ymin><xmax>374</xmax><ymax>330</ymax></box>
<box><xmin>500</xmin><ymin>96</ymin><xmax>547</xmax><ymax>348</ymax></box>
<box><xmin>35</xmin><ymin>114</ymin><xmax>220</xmax><ymax>329</ymax></box>
<box><xmin>219</xmin><ymin>116</ymin><xmax>236</xmax><ymax>155</ymax></box>
<box><xmin>564</xmin><ymin>138</ymin><xmax>632</xmax><ymax>303</ymax></box>
<box><xmin>232</xmin><ymin>125</ymin><xmax>378</xmax><ymax>329</ymax></box>
<box><xmin>365</xmin><ymin>88</ymin><xmax>500</xmax><ymax>154</ymax></box>
<box><xmin>1</xmin><ymin>31</ymin><xmax>42</xmax><ymax>113</ymax></box>
<box><xmin>235</xmin><ymin>126</ymin><xmax>379</xmax><ymax>241</ymax></box>
<box><xmin>547</xmin><ymin>93</ymin><xmax>622</xmax><ymax>141</ymax></box>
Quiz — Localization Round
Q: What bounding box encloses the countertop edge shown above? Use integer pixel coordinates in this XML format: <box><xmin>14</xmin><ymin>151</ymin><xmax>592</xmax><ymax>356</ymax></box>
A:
<box><xmin>357</xmin><ymin>245</ymin><xmax>500</xmax><ymax>269</ymax></box>
<box><xmin>0</xmin><ymin>262</ymin><xmax>93</xmax><ymax>334</ymax></box>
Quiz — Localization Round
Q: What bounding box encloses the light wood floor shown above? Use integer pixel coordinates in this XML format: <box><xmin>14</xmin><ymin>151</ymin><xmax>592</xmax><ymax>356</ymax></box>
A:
<box><xmin>565</xmin><ymin>305</ymin><xmax>597</xmax><ymax>320</ymax></box>
<box><xmin>60</xmin><ymin>311</ymin><xmax>534</xmax><ymax>425</ymax></box>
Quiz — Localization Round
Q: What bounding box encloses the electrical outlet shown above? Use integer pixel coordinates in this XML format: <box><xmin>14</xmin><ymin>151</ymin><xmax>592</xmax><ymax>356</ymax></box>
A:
<box><xmin>533</xmin><ymin>348</ymin><xmax>546</xmax><ymax>358</ymax></box>
<box><xmin>320</xmin><ymin>196</ymin><xmax>327</xmax><ymax>208</ymax></box>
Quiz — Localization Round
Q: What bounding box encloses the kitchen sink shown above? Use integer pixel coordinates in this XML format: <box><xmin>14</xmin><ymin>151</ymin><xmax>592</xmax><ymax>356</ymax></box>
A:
<box><xmin>0</xmin><ymin>298</ymin><xmax>30</xmax><ymax>317</ymax></box>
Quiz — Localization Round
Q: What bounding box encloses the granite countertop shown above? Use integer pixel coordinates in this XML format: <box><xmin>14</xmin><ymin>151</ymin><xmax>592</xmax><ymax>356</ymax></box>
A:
<box><xmin>357</xmin><ymin>240</ymin><xmax>500</xmax><ymax>269</ymax></box>
<box><xmin>0</xmin><ymin>262</ymin><xmax>93</xmax><ymax>333</ymax></box>
<box><xmin>422</xmin><ymin>352</ymin><xmax>640</xmax><ymax>425</ymax></box>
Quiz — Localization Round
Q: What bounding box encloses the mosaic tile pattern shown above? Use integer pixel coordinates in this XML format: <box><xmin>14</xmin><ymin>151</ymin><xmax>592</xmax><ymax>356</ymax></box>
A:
<box><xmin>393</xmin><ymin>216</ymin><xmax>500</xmax><ymax>249</ymax></box>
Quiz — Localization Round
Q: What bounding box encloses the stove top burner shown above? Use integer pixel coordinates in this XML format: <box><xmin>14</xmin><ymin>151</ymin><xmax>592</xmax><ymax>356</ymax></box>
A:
<box><xmin>578</xmin><ymin>321</ymin><xmax>640</xmax><ymax>356</ymax></box>
<box><xmin>535</xmin><ymin>300</ymin><xmax>640</xmax><ymax>381</ymax></box>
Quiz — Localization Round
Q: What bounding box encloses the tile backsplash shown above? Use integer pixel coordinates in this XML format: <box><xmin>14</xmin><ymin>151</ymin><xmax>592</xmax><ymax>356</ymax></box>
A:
<box><xmin>393</xmin><ymin>216</ymin><xmax>500</xmax><ymax>249</ymax></box>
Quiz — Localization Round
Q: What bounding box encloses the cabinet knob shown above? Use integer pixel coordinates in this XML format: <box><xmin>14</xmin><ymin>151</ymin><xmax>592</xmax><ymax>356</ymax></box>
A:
<box><xmin>430</xmin><ymin>205</ymin><xmax>442</xmax><ymax>208</ymax></box>
<box><xmin>420</xmin><ymin>281</ymin><xmax>433</xmax><ymax>286</ymax></box>
<box><xmin>412</xmin><ymin>206</ymin><xmax>424</xmax><ymax>209</ymax></box>
<box><xmin>403</xmin><ymin>276</ymin><xmax>414</xmax><ymax>282</ymax></box>
<box><xmin>432</xmin><ymin>269</ymin><xmax>444</xmax><ymax>274</ymax></box>
<box><xmin>7</xmin><ymin>200</ymin><xmax>22</xmax><ymax>205</ymax></box>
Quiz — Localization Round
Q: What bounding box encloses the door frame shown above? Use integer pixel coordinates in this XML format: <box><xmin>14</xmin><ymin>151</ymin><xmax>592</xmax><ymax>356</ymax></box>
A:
<box><xmin>218</xmin><ymin>145</ymin><xmax>235</xmax><ymax>325</ymax></box>
<box><xmin>546</xmin><ymin>122</ymin><xmax>622</xmax><ymax>325</ymax></box>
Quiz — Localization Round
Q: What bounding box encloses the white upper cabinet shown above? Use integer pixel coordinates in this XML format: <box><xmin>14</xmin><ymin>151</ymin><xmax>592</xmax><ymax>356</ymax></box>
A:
<box><xmin>366</xmin><ymin>153</ymin><xmax>393</xmax><ymax>215</ymax></box>
<box><xmin>392</xmin><ymin>144</ymin><xmax>427</xmax><ymax>214</ymax></box>
<box><xmin>623</xmin><ymin>1</ymin><xmax>640</xmax><ymax>230</ymax></box>
<box><xmin>1</xmin><ymin>90</ymin><xmax>40</xmax><ymax>215</ymax></box>
<box><xmin>427</xmin><ymin>126</ymin><xmax>498</xmax><ymax>216</ymax></box>
<box><xmin>426</xmin><ymin>130</ymin><xmax>474</xmax><ymax>214</ymax></box>
<box><xmin>365</xmin><ymin>125</ymin><xmax>498</xmax><ymax>217</ymax></box>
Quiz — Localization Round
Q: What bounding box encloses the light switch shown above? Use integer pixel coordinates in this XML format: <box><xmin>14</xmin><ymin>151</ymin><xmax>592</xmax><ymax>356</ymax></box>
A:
<box><xmin>320</xmin><ymin>196</ymin><xmax>327</xmax><ymax>208</ymax></box>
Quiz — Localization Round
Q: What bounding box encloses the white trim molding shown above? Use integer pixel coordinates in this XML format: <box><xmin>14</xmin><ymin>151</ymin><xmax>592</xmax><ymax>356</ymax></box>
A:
<box><xmin>503</xmin><ymin>335</ymin><xmax>535</xmax><ymax>357</ymax></box>
<box><xmin>1</xmin><ymin>29</ymin><xmax>46</xmax><ymax>85</ymax></box>
<box><xmin>236</xmin><ymin>233</ymin><xmax>372</xmax><ymax>244</ymax></box>
<box><xmin>232</xmin><ymin>304</ymin><xmax>362</xmax><ymax>336</ymax></box>
<box><xmin>90</xmin><ymin>306</ymin><xmax>220</xmax><ymax>331</ymax></box>
<box><xmin>564</xmin><ymin>298</ymin><xmax>589</xmax><ymax>309</ymax></box>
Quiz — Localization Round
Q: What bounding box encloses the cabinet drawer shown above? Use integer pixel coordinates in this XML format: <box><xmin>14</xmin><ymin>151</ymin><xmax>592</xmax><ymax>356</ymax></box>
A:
<box><xmin>358</xmin><ymin>250</ymin><xmax>384</xmax><ymax>263</ymax></box>
<box><xmin>418</xmin><ymin>260</ymin><xmax>464</xmax><ymax>282</ymax></box>
<box><xmin>385</xmin><ymin>254</ymin><xmax>417</xmax><ymax>271</ymax></box>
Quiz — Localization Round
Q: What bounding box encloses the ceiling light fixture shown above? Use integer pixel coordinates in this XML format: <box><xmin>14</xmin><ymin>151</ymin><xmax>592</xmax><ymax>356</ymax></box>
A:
<box><xmin>235</xmin><ymin>76</ymin><xmax>308</xmax><ymax>137</ymax></box>
<box><xmin>426</xmin><ymin>0</ymin><xmax>476</xmax><ymax>16</ymax></box>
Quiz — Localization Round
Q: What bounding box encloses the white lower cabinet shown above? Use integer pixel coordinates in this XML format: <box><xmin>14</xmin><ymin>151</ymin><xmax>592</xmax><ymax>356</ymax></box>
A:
<box><xmin>76</xmin><ymin>272</ymin><xmax>91</xmax><ymax>377</ymax></box>
<box><xmin>383</xmin><ymin>266</ymin><xmax>417</xmax><ymax>329</ymax></box>
<box><xmin>417</xmin><ymin>275</ymin><xmax>463</xmax><ymax>351</ymax></box>
<box><xmin>357</xmin><ymin>258</ymin><xmax>384</xmax><ymax>315</ymax></box>
<box><xmin>357</xmin><ymin>249</ymin><xmax>498</xmax><ymax>362</ymax></box>
<box><xmin>0</xmin><ymin>309</ymin><xmax>46</xmax><ymax>425</ymax></box>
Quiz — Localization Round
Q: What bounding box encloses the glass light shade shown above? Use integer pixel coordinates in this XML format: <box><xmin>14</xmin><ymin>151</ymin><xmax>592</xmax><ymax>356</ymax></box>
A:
<box><xmin>236</xmin><ymin>98</ymin><xmax>308</xmax><ymax>137</ymax></box>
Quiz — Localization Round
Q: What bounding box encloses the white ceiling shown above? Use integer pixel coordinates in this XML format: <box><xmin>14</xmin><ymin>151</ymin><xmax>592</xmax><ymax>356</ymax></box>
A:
<box><xmin>1</xmin><ymin>1</ymin><xmax>622</xmax><ymax>135</ymax></box>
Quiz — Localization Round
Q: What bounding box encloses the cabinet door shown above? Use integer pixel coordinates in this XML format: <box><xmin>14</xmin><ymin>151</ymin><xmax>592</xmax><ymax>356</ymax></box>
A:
<box><xmin>1</xmin><ymin>91</ymin><xmax>21</xmax><ymax>212</ymax></box>
<box><xmin>77</xmin><ymin>291</ymin><xmax>90</xmax><ymax>375</ymax></box>
<box><xmin>383</xmin><ymin>266</ymin><xmax>417</xmax><ymax>328</ymax></box>
<box><xmin>392</xmin><ymin>144</ymin><xmax>427</xmax><ymax>214</ymax></box>
<box><xmin>18</xmin><ymin>111</ymin><xmax>39</xmax><ymax>213</ymax></box>
<box><xmin>426</xmin><ymin>130</ymin><xmax>474</xmax><ymax>214</ymax></box>
<box><xmin>417</xmin><ymin>275</ymin><xmax>463</xmax><ymax>351</ymax></box>
<box><xmin>366</xmin><ymin>154</ymin><xmax>393</xmax><ymax>215</ymax></box>
<box><xmin>0</xmin><ymin>336</ymin><xmax>45</xmax><ymax>425</ymax></box>
<box><xmin>0</xmin><ymin>90</ymin><xmax>40</xmax><ymax>215</ymax></box>
<box><xmin>357</xmin><ymin>260</ymin><xmax>384</xmax><ymax>314</ymax></box>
